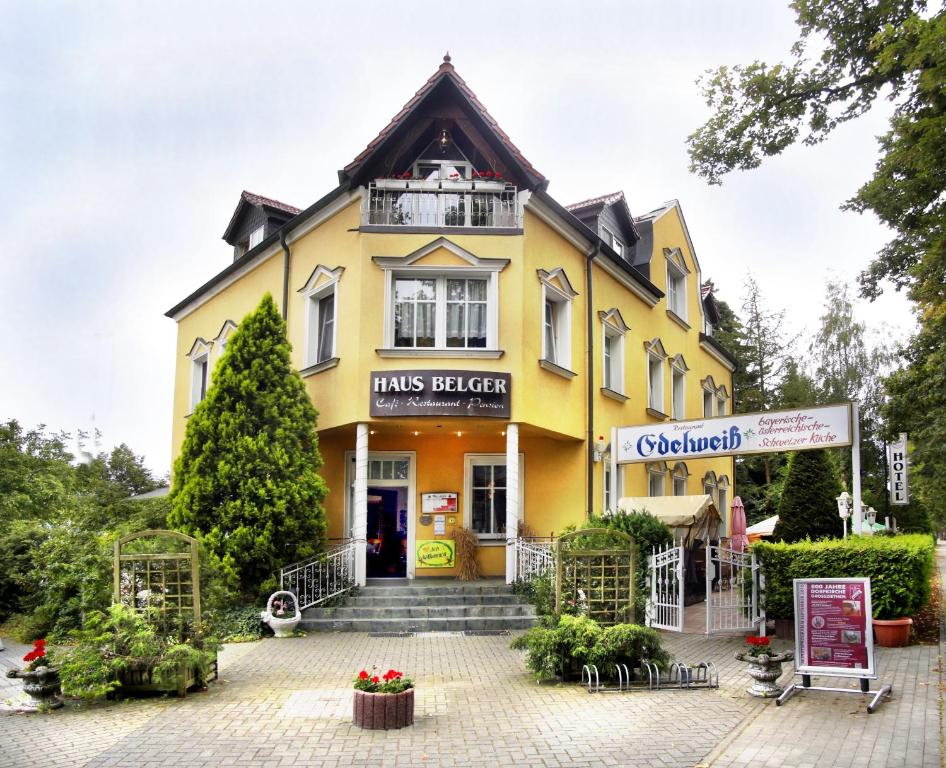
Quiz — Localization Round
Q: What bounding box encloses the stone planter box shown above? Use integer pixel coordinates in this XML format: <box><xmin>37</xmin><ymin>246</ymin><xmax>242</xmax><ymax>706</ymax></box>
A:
<box><xmin>116</xmin><ymin>661</ymin><xmax>200</xmax><ymax>698</ymax></box>
<box><xmin>352</xmin><ymin>689</ymin><xmax>414</xmax><ymax>729</ymax></box>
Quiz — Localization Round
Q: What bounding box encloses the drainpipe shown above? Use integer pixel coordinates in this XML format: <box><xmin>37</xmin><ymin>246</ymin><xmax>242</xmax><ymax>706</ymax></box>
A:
<box><xmin>279</xmin><ymin>230</ymin><xmax>291</xmax><ymax>322</ymax></box>
<box><xmin>586</xmin><ymin>243</ymin><xmax>600</xmax><ymax>521</ymax></box>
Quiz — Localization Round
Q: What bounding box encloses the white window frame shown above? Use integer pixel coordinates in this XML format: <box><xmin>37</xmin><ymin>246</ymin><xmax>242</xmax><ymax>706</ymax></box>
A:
<box><xmin>248</xmin><ymin>225</ymin><xmax>265</xmax><ymax>250</ymax></box>
<box><xmin>299</xmin><ymin>265</ymin><xmax>344</xmax><ymax>369</ymax></box>
<box><xmin>702</xmin><ymin>376</ymin><xmax>717</xmax><ymax>417</ymax></box>
<box><xmin>464</xmin><ymin>453</ymin><xmax>525</xmax><ymax>542</ymax></box>
<box><xmin>213</xmin><ymin>320</ymin><xmax>237</xmax><ymax>368</ymax></box>
<box><xmin>647</xmin><ymin>462</ymin><xmax>667</xmax><ymax>497</ymax></box>
<box><xmin>670</xmin><ymin>354</ymin><xmax>689</xmax><ymax>420</ymax></box>
<box><xmin>672</xmin><ymin>463</ymin><xmax>689</xmax><ymax>497</ymax></box>
<box><xmin>716</xmin><ymin>385</ymin><xmax>730</xmax><ymax>416</ymax></box>
<box><xmin>599</xmin><ymin>308</ymin><xmax>629</xmax><ymax>395</ymax></box>
<box><xmin>703</xmin><ymin>471</ymin><xmax>718</xmax><ymax>507</ymax></box>
<box><xmin>539</xmin><ymin>269</ymin><xmax>578</xmax><ymax>371</ymax></box>
<box><xmin>604</xmin><ymin>460</ymin><xmax>612</xmax><ymax>514</ymax></box>
<box><xmin>645</xmin><ymin>339</ymin><xmax>668</xmax><ymax>413</ymax></box>
<box><xmin>187</xmin><ymin>338</ymin><xmax>212</xmax><ymax>412</ymax></box>
<box><xmin>602</xmin><ymin>226</ymin><xmax>624</xmax><ymax>258</ymax></box>
<box><xmin>665</xmin><ymin>248</ymin><xmax>690</xmax><ymax>321</ymax></box>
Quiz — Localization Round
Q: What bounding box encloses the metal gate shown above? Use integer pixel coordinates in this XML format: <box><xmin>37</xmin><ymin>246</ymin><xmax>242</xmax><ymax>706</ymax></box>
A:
<box><xmin>647</xmin><ymin>543</ymin><xmax>684</xmax><ymax>632</ymax></box>
<box><xmin>705</xmin><ymin>541</ymin><xmax>764</xmax><ymax>634</ymax></box>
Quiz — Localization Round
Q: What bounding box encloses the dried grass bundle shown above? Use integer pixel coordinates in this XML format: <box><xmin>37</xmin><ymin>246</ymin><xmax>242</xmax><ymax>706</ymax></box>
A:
<box><xmin>453</xmin><ymin>526</ymin><xmax>481</xmax><ymax>581</ymax></box>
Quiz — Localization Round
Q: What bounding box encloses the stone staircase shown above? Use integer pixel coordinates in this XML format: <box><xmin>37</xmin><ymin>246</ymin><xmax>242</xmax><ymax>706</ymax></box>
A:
<box><xmin>300</xmin><ymin>578</ymin><xmax>538</xmax><ymax>633</ymax></box>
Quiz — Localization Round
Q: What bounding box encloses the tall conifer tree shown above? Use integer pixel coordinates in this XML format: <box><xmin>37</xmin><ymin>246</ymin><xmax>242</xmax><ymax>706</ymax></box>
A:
<box><xmin>772</xmin><ymin>449</ymin><xmax>843</xmax><ymax>543</ymax></box>
<box><xmin>170</xmin><ymin>294</ymin><xmax>327</xmax><ymax>598</ymax></box>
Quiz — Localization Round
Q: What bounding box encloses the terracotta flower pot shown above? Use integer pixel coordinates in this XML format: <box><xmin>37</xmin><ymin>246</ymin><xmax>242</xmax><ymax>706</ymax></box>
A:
<box><xmin>873</xmin><ymin>617</ymin><xmax>912</xmax><ymax>647</ymax></box>
<box><xmin>352</xmin><ymin>689</ymin><xmax>414</xmax><ymax>729</ymax></box>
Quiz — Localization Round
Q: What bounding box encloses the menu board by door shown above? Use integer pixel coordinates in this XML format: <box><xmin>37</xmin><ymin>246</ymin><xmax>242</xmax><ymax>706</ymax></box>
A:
<box><xmin>793</xmin><ymin>578</ymin><xmax>875</xmax><ymax>678</ymax></box>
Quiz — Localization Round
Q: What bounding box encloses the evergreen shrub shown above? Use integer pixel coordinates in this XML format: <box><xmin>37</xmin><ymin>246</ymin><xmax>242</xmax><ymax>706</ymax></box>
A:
<box><xmin>510</xmin><ymin>614</ymin><xmax>668</xmax><ymax>681</ymax></box>
<box><xmin>753</xmin><ymin>534</ymin><xmax>935</xmax><ymax>620</ymax></box>
<box><xmin>772</xmin><ymin>449</ymin><xmax>843</xmax><ymax>542</ymax></box>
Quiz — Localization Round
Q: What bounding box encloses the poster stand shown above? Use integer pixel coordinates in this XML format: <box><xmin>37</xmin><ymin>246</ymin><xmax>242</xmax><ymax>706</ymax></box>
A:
<box><xmin>776</xmin><ymin>578</ymin><xmax>892</xmax><ymax>713</ymax></box>
<box><xmin>776</xmin><ymin>673</ymin><xmax>892</xmax><ymax>713</ymax></box>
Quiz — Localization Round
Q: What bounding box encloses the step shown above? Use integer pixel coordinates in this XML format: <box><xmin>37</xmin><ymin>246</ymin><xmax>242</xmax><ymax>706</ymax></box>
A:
<box><xmin>303</xmin><ymin>603</ymin><xmax>535</xmax><ymax>620</ymax></box>
<box><xmin>357</xmin><ymin>584</ymin><xmax>514</xmax><ymax>597</ymax></box>
<box><xmin>345</xmin><ymin>593</ymin><xmax>522</xmax><ymax>607</ymax></box>
<box><xmin>300</xmin><ymin>615</ymin><xmax>538</xmax><ymax>633</ymax></box>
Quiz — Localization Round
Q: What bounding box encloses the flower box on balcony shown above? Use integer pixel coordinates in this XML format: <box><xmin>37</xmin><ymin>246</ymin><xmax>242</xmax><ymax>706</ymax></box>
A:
<box><xmin>406</xmin><ymin>179</ymin><xmax>440</xmax><ymax>191</ymax></box>
<box><xmin>472</xmin><ymin>180</ymin><xmax>506</xmax><ymax>192</ymax></box>
<box><xmin>374</xmin><ymin>179</ymin><xmax>408</xmax><ymax>190</ymax></box>
<box><xmin>440</xmin><ymin>180</ymin><xmax>470</xmax><ymax>191</ymax></box>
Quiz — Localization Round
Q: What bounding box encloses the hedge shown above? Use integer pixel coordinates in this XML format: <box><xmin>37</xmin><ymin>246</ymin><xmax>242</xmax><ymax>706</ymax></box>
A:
<box><xmin>753</xmin><ymin>534</ymin><xmax>935</xmax><ymax>620</ymax></box>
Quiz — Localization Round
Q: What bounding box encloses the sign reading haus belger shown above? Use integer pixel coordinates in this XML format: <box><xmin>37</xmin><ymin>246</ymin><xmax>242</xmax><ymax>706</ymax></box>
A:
<box><xmin>370</xmin><ymin>370</ymin><xmax>511</xmax><ymax>418</ymax></box>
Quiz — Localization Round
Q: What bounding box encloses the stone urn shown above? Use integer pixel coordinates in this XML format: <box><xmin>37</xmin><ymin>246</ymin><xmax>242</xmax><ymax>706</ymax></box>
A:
<box><xmin>353</xmin><ymin>689</ymin><xmax>414</xmax><ymax>729</ymax></box>
<box><xmin>6</xmin><ymin>666</ymin><xmax>64</xmax><ymax>710</ymax></box>
<box><xmin>734</xmin><ymin>650</ymin><xmax>794</xmax><ymax>698</ymax></box>
<box><xmin>261</xmin><ymin>590</ymin><xmax>301</xmax><ymax>637</ymax></box>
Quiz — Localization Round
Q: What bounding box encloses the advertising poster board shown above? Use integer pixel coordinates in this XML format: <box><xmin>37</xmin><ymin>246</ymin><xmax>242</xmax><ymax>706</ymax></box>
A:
<box><xmin>793</xmin><ymin>578</ymin><xmax>875</xmax><ymax>679</ymax></box>
<box><xmin>422</xmin><ymin>492</ymin><xmax>458</xmax><ymax>514</ymax></box>
<box><xmin>415</xmin><ymin>540</ymin><xmax>455</xmax><ymax>568</ymax></box>
<box><xmin>615</xmin><ymin>403</ymin><xmax>852</xmax><ymax>464</ymax></box>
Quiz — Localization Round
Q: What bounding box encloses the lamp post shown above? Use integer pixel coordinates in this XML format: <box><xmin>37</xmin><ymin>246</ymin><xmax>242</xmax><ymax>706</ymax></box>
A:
<box><xmin>836</xmin><ymin>491</ymin><xmax>852</xmax><ymax>539</ymax></box>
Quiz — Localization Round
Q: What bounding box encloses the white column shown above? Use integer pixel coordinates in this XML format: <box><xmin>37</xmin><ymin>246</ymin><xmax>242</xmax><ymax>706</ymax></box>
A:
<box><xmin>353</xmin><ymin>423</ymin><xmax>369</xmax><ymax>586</ymax></box>
<box><xmin>505</xmin><ymin>423</ymin><xmax>519</xmax><ymax>584</ymax></box>
<box><xmin>851</xmin><ymin>403</ymin><xmax>863</xmax><ymax>535</ymax></box>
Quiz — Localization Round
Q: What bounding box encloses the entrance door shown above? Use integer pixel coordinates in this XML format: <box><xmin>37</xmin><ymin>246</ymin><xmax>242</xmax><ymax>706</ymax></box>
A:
<box><xmin>366</xmin><ymin>486</ymin><xmax>408</xmax><ymax>578</ymax></box>
<box><xmin>705</xmin><ymin>541</ymin><xmax>764</xmax><ymax>634</ymax></box>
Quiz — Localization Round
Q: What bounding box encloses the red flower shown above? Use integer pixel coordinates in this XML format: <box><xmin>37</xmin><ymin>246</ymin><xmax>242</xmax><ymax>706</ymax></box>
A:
<box><xmin>358</xmin><ymin>670</ymin><xmax>369</xmax><ymax>680</ymax></box>
<box><xmin>35</xmin><ymin>639</ymin><xmax>46</xmax><ymax>648</ymax></box>
<box><xmin>372</xmin><ymin>676</ymin><xmax>380</xmax><ymax>684</ymax></box>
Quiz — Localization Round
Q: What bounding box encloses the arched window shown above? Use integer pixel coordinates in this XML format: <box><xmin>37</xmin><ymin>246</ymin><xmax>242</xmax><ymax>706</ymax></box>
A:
<box><xmin>702</xmin><ymin>471</ymin><xmax>718</xmax><ymax>506</ymax></box>
<box><xmin>647</xmin><ymin>461</ymin><xmax>668</xmax><ymax>497</ymax></box>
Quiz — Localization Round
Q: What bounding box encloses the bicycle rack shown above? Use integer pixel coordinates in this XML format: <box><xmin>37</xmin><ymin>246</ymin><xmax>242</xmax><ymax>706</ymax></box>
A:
<box><xmin>669</xmin><ymin>661</ymin><xmax>719</xmax><ymax>689</ymax></box>
<box><xmin>579</xmin><ymin>659</ymin><xmax>719</xmax><ymax>694</ymax></box>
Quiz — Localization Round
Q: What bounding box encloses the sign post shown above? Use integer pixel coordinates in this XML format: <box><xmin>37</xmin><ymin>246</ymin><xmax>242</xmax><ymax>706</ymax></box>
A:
<box><xmin>776</xmin><ymin>578</ymin><xmax>892</xmax><ymax>713</ymax></box>
<box><xmin>888</xmin><ymin>433</ymin><xmax>909</xmax><ymax>506</ymax></box>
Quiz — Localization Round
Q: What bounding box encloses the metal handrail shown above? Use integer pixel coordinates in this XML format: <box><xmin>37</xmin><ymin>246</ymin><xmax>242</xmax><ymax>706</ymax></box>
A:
<box><xmin>363</xmin><ymin>181</ymin><xmax>521</xmax><ymax>228</ymax></box>
<box><xmin>515</xmin><ymin>538</ymin><xmax>554</xmax><ymax>582</ymax></box>
<box><xmin>279</xmin><ymin>539</ymin><xmax>357</xmax><ymax>611</ymax></box>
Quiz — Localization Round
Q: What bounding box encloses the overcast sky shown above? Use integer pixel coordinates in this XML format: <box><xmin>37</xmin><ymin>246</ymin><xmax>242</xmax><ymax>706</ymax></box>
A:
<box><xmin>0</xmin><ymin>1</ymin><xmax>915</xmax><ymax>476</ymax></box>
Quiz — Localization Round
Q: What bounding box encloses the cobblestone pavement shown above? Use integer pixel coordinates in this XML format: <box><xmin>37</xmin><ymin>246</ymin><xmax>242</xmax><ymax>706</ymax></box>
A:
<box><xmin>0</xmin><ymin>549</ymin><xmax>942</xmax><ymax>768</ymax></box>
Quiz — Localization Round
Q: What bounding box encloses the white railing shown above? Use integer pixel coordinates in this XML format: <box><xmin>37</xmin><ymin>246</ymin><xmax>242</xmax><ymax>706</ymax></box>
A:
<box><xmin>364</xmin><ymin>180</ymin><xmax>520</xmax><ymax>229</ymax></box>
<box><xmin>515</xmin><ymin>538</ymin><xmax>554</xmax><ymax>582</ymax></box>
<box><xmin>280</xmin><ymin>539</ymin><xmax>357</xmax><ymax>611</ymax></box>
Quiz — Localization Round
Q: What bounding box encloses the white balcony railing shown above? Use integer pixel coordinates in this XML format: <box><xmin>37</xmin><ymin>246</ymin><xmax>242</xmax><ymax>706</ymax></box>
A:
<box><xmin>515</xmin><ymin>538</ymin><xmax>555</xmax><ymax>582</ymax></box>
<box><xmin>363</xmin><ymin>180</ymin><xmax>521</xmax><ymax>229</ymax></box>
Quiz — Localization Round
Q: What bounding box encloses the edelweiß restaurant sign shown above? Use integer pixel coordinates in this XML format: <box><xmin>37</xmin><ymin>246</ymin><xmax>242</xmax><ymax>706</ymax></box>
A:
<box><xmin>615</xmin><ymin>404</ymin><xmax>853</xmax><ymax>464</ymax></box>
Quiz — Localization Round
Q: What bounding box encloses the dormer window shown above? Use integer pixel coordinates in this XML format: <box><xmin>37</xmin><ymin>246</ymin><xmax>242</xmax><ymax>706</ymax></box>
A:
<box><xmin>248</xmin><ymin>225</ymin><xmax>265</xmax><ymax>250</ymax></box>
<box><xmin>602</xmin><ymin>226</ymin><xmax>624</xmax><ymax>257</ymax></box>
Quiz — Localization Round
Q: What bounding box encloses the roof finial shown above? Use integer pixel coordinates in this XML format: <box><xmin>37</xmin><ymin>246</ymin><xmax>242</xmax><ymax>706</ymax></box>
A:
<box><xmin>443</xmin><ymin>51</ymin><xmax>452</xmax><ymax>64</ymax></box>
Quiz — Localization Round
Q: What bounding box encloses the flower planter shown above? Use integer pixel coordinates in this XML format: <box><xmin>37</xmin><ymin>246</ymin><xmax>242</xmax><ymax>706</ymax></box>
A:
<box><xmin>6</xmin><ymin>666</ymin><xmax>63</xmax><ymax>710</ymax></box>
<box><xmin>873</xmin><ymin>617</ymin><xmax>912</xmax><ymax>647</ymax></box>
<box><xmin>261</xmin><ymin>590</ymin><xmax>301</xmax><ymax>638</ymax></box>
<box><xmin>734</xmin><ymin>651</ymin><xmax>794</xmax><ymax>698</ymax></box>
<box><xmin>352</xmin><ymin>689</ymin><xmax>414</xmax><ymax>729</ymax></box>
<box><xmin>116</xmin><ymin>660</ymin><xmax>199</xmax><ymax>698</ymax></box>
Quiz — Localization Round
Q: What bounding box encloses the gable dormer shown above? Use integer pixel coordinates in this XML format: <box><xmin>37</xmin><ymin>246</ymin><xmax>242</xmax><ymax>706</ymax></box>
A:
<box><xmin>222</xmin><ymin>191</ymin><xmax>302</xmax><ymax>262</ymax></box>
<box><xmin>565</xmin><ymin>191</ymin><xmax>639</xmax><ymax>261</ymax></box>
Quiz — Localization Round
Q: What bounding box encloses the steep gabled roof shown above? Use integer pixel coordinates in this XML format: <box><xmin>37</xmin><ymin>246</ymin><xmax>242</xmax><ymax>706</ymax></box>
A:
<box><xmin>566</xmin><ymin>190</ymin><xmax>639</xmax><ymax>242</ymax></box>
<box><xmin>565</xmin><ymin>191</ymin><xmax>626</xmax><ymax>213</ymax></box>
<box><xmin>341</xmin><ymin>54</ymin><xmax>546</xmax><ymax>189</ymax></box>
<box><xmin>222</xmin><ymin>190</ymin><xmax>301</xmax><ymax>243</ymax></box>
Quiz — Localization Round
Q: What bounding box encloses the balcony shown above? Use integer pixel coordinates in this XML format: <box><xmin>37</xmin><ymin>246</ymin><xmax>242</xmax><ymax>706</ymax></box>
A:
<box><xmin>362</xmin><ymin>179</ymin><xmax>521</xmax><ymax>231</ymax></box>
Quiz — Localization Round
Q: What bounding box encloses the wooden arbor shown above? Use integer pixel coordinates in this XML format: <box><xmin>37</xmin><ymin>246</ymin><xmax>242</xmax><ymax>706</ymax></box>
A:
<box><xmin>113</xmin><ymin>529</ymin><xmax>201</xmax><ymax>625</ymax></box>
<box><xmin>555</xmin><ymin>528</ymin><xmax>636</xmax><ymax>625</ymax></box>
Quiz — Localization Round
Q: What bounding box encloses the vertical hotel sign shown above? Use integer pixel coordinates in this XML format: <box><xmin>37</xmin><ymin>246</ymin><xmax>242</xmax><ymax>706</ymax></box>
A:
<box><xmin>888</xmin><ymin>433</ymin><xmax>909</xmax><ymax>505</ymax></box>
<box><xmin>794</xmin><ymin>578</ymin><xmax>875</xmax><ymax>679</ymax></box>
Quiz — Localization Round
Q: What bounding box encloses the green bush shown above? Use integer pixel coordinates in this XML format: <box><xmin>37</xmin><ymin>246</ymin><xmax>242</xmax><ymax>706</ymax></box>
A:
<box><xmin>510</xmin><ymin>614</ymin><xmax>668</xmax><ymax>681</ymax></box>
<box><xmin>512</xmin><ymin>575</ymin><xmax>555</xmax><ymax>617</ymax></box>
<box><xmin>753</xmin><ymin>533</ymin><xmax>935</xmax><ymax>620</ymax></box>
<box><xmin>58</xmin><ymin>604</ymin><xmax>216</xmax><ymax>700</ymax></box>
<box><xmin>204</xmin><ymin>604</ymin><xmax>268</xmax><ymax>642</ymax></box>
<box><xmin>772</xmin><ymin>449</ymin><xmax>844</xmax><ymax>542</ymax></box>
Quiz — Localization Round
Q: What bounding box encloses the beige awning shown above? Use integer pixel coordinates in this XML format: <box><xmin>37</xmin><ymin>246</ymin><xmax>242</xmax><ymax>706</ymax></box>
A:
<box><xmin>615</xmin><ymin>495</ymin><xmax>722</xmax><ymax>542</ymax></box>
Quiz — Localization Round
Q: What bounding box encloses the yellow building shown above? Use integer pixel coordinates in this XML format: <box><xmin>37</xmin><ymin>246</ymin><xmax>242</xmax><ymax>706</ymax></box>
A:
<box><xmin>166</xmin><ymin>56</ymin><xmax>736</xmax><ymax>584</ymax></box>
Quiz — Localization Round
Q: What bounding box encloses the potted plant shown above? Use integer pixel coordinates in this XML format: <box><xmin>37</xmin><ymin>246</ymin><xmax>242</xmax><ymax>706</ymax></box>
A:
<box><xmin>5</xmin><ymin>638</ymin><xmax>63</xmax><ymax>710</ymax></box>
<box><xmin>734</xmin><ymin>635</ymin><xmax>793</xmax><ymax>698</ymax></box>
<box><xmin>261</xmin><ymin>590</ymin><xmax>301</xmax><ymax>637</ymax></box>
<box><xmin>352</xmin><ymin>667</ymin><xmax>414</xmax><ymax>729</ymax></box>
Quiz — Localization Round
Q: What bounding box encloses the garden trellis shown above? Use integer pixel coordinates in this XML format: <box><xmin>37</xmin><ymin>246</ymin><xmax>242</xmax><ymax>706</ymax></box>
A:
<box><xmin>555</xmin><ymin>528</ymin><xmax>636</xmax><ymax>625</ymax></box>
<box><xmin>113</xmin><ymin>529</ymin><xmax>200</xmax><ymax>625</ymax></box>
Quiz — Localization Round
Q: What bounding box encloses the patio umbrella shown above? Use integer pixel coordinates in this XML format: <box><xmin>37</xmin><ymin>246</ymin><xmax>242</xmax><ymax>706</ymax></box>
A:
<box><xmin>730</xmin><ymin>496</ymin><xmax>749</xmax><ymax>553</ymax></box>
